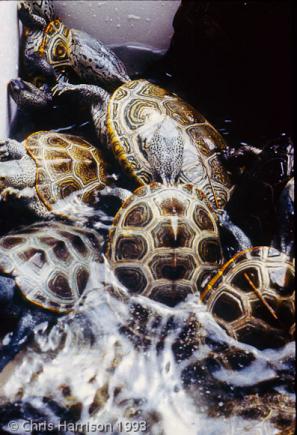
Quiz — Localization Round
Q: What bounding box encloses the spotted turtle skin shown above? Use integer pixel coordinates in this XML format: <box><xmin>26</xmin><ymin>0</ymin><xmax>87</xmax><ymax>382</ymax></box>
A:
<box><xmin>0</xmin><ymin>222</ymin><xmax>103</xmax><ymax>313</ymax></box>
<box><xmin>19</xmin><ymin>0</ymin><xmax>129</xmax><ymax>90</ymax></box>
<box><xmin>201</xmin><ymin>246</ymin><xmax>295</xmax><ymax>349</ymax></box>
<box><xmin>106</xmin><ymin>183</ymin><xmax>223</xmax><ymax>306</ymax></box>
<box><xmin>108</xmin><ymin>79</ymin><xmax>232</xmax><ymax>209</ymax></box>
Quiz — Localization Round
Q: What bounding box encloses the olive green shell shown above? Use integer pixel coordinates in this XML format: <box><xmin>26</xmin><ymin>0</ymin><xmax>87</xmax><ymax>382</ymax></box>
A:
<box><xmin>201</xmin><ymin>246</ymin><xmax>295</xmax><ymax>349</ymax></box>
<box><xmin>25</xmin><ymin>131</ymin><xmax>106</xmax><ymax>211</ymax></box>
<box><xmin>0</xmin><ymin>222</ymin><xmax>103</xmax><ymax>313</ymax></box>
<box><xmin>106</xmin><ymin>183</ymin><xmax>223</xmax><ymax>306</ymax></box>
<box><xmin>107</xmin><ymin>79</ymin><xmax>232</xmax><ymax>209</ymax></box>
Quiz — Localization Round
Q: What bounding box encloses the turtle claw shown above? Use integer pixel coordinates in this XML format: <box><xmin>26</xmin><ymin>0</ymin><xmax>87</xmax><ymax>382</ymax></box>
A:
<box><xmin>0</xmin><ymin>187</ymin><xmax>19</xmax><ymax>201</ymax></box>
<box><xmin>52</xmin><ymin>82</ymin><xmax>75</xmax><ymax>97</ymax></box>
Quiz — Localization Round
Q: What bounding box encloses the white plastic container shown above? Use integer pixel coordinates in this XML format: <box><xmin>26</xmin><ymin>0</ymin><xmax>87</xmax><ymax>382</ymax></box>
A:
<box><xmin>0</xmin><ymin>0</ymin><xmax>180</xmax><ymax>137</ymax></box>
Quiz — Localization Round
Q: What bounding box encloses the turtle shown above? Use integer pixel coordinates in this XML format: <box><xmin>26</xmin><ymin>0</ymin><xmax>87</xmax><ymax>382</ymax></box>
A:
<box><xmin>105</xmin><ymin>182</ymin><xmax>224</xmax><ymax>306</ymax></box>
<box><xmin>0</xmin><ymin>131</ymin><xmax>107</xmax><ymax>220</ymax></box>
<box><xmin>50</xmin><ymin>78</ymin><xmax>234</xmax><ymax>210</ymax></box>
<box><xmin>200</xmin><ymin>246</ymin><xmax>295</xmax><ymax>349</ymax></box>
<box><xmin>0</xmin><ymin>221</ymin><xmax>104</xmax><ymax>372</ymax></box>
<box><xmin>18</xmin><ymin>0</ymin><xmax>129</xmax><ymax>90</ymax></box>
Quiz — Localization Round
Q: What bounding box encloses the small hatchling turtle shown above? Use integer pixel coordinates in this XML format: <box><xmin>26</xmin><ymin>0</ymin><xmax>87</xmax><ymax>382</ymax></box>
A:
<box><xmin>51</xmin><ymin>78</ymin><xmax>233</xmax><ymax>210</ymax></box>
<box><xmin>0</xmin><ymin>131</ymin><xmax>107</xmax><ymax>220</ymax></box>
<box><xmin>201</xmin><ymin>246</ymin><xmax>295</xmax><ymax>349</ymax></box>
<box><xmin>106</xmin><ymin>183</ymin><xmax>223</xmax><ymax>306</ymax></box>
<box><xmin>0</xmin><ymin>221</ymin><xmax>104</xmax><ymax>372</ymax></box>
<box><xmin>18</xmin><ymin>0</ymin><xmax>129</xmax><ymax>89</ymax></box>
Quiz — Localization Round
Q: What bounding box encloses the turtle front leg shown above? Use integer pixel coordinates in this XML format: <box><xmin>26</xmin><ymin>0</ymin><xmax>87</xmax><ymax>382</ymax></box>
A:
<box><xmin>52</xmin><ymin>81</ymin><xmax>110</xmax><ymax>144</ymax></box>
<box><xmin>0</xmin><ymin>139</ymin><xmax>26</xmax><ymax>161</ymax></box>
<box><xmin>0</xmin><ymin>157</ymin><xmax>36</xmax><ymax>191</ymax></box>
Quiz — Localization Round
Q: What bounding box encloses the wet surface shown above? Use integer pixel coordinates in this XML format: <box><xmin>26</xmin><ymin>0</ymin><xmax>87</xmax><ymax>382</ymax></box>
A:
<box><xmin>0</xmin><ymin>3</ymin><xmax>295</xmax><ymax>434</ymax></box>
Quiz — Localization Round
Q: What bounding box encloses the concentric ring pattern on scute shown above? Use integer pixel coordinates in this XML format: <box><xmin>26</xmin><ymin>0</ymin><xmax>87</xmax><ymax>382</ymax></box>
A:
<box><xmin>24</xmin><ymin>131</ymin><xmax>107</xmax><ymax>210</ymax></box>
<box><xmin>107</xmin><ymin>79</ymin><xmax>233</xmax><ymax>209</ymax></box>
<box><xmin>0</xmin><ymin>222</ymin><xmax>103</xmax><ymax>313</ymax></box>
<box><xmin>201</xmin><ymin>246</ymin><xmax>295</xmax><ymax>349</ymax></box>
<box><xmin>106</xmin><ymin>183</ymin><xmax>223</xmax><ymax>306</ymax></box>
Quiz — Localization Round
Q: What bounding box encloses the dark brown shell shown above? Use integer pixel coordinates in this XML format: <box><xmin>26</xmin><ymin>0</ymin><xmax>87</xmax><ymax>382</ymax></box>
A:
<box><xmin>201</xmin><ymin>246</ymin><xmax>295</xmax><ymax>349</ymax></box>
<box><xmin>106</xmin><ymin>183</ymin><xmax>223</xmax><ymax>306</ymax></box>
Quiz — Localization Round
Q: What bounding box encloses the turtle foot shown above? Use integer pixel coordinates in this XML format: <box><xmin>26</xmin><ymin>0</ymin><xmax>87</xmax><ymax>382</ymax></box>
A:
<box><xmin>52</xmin><ymin>82</ymin><xmax>76</xmax><ymax>97</ymax></box>
<box><xmin>0</xmin><ymin>140</ymin><xmax>9</xmax><ymax>160</ymax></box>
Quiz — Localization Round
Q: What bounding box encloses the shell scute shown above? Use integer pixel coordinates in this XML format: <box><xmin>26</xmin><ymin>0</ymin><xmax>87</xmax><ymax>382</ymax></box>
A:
<box><xmin>0</xmin><ymin>222</ymin><xmax>103</xmax><ymax>313</ymax></box>
<box><xmin>108</xmin><ymin>79</ymin><xmax>232</xmax><ymax>209</ymax></box>
<box><xmin>202</xmin><ymin>246</ymin><xmax>295</xmax><ymax>349</ymax></box>
<box><xmin>107</xmin><ymin>183</ymin><xmax>223</xmax><ymax>305</ymax></box>
<box><xmin>24</xmin><ymin>131</ymin><xmax>107</xmax><ymax>213</ymax></box>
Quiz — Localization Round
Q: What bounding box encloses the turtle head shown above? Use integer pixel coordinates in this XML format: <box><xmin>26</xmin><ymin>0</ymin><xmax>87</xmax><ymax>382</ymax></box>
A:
<box><xmin>9</xmin><ymin>79</ymin><xmax>53</xmax><ymax>111</ymax></box>
<box><xmin>18</xmin><ymin>1</ymin><xmax>55</xmax><ymax>29</ymax></box>
<box><xmin>140</xmin><ymin>115</ymin><xmax>184</xmax><ymax>185</ymax></box>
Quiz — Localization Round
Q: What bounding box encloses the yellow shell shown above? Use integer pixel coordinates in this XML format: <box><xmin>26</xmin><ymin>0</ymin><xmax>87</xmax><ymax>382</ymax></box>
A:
<box><xmin>25</xmin><ymin>131</ymin><xmax>107</xmax><ymax>211</ymax></box>
<box><xmin>107</xmin><ymin>79</ymin><xmax>233</xmax><ymax>209</ymax></box>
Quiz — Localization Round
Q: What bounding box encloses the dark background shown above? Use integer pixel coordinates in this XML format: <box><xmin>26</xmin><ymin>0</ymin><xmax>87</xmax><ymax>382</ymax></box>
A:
<box><xmin>164</xmin><ymin>0</ymin><xmax>294</xmax><ymax>147</ymax></box>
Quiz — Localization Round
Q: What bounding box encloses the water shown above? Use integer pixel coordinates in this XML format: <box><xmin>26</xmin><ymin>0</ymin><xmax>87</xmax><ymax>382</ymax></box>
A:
<box><xmin>0</xmin><ymin>43</ymin><xmax>295</xmax><ymax>434</ymax></box>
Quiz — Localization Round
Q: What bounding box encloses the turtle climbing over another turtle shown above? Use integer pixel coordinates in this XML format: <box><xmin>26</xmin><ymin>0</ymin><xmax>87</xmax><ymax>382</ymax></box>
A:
<box><xmin>18</xmin><ymin>0</ymin><xmax>129</xmax><ymax>90</ymax></box>
<box><xmin>50</xmin><ymin>79</ymin><xmax>233</xmax><ymax>209</ymax></box>
<box><xmin>106</xmin><ymin>183</ymin><xmax>223</xmax><ymax>306</ymax></box>
<box><xmin>201</xmin><ymin>246</ymin><xmax>295</xmax><ymax>349</ymax></box>
<box><xmin>0</xmin><ymin>221</ymin><xmax>104</xmax><ymax>372</ymax></box>
<box><xmin>0</xmin><ymin>131</ymin><xmax>107</xmax><ymax>220</ymax></box>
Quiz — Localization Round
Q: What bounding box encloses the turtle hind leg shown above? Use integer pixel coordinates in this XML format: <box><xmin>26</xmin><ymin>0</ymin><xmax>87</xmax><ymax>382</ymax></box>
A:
<box><xmin>26</xmin><ymin>196</ymin><xmax>53</xmax><ymax>219</ymax></box>
<box><xmin>0</xmin><ymin>306</ymin><xmax>56</xmax><ymax>373</ymax></box>
<box><xmin>0</xmin><ymin>157</ymin><xmax>36</xmax><ymax>191</ymax></box>
<box><xmin>0</xmin><ymin>139</ymin><xmax>26</xmax><ymax>161</ymax></box>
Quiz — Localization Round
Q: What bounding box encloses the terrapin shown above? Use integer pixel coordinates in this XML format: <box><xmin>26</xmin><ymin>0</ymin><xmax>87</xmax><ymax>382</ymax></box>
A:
<box><xmin>106</xmin><ymin>182</ymin><xmax>223</xmax><ymax>306</ymax></box>
<box><xmin>0</xmin><ymin>221</ymin><xmax>104</xmax><ymax>372</ymax></box>
<box><xmin>52</xmin><ymin>79</ymin><xmax>233</xmax><ymax>210</ymax></box>
<box><xmin>201</xmin><ymin>246</ymin><xmax>295</xmax><ymax>349</ymax></box>
<box><xmin>18</xmin><ymin>0</ymin><xmax>129</xmax><ymax>89</ymax></box>
<box><xmin>0</xmin><ymin>131</ymin><xmax>107</xmax><ymax>220</ymax></box>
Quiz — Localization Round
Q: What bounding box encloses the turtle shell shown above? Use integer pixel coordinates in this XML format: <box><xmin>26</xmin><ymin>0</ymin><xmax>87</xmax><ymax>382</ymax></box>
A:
<box><xmin>39</xmin><ymin>19</ymin><xmax>72</xmax><ymax>73</ymax></box>
<box><xmin>106</xmin><ymin>183</ymin><xmax>223</xmax><ymax>306</ymax></box>
<box><xmin>0</xmin><ymin>222</ymin><xmax>103</xmax><ymax>313</ymax></box>
<box><xmin>201</xmin><ymin>246</ymin><xmax>295</xmax><ymax>349</ymax></box>
<box><xmin>107</xmin><ymin>79</ymin><xmax>232</xmax><ymax>209</ymax></box>
<box><xmin>24</xmin><ymin>131</ymin><xmax>107</xmax><ymax>212</ymax></box>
